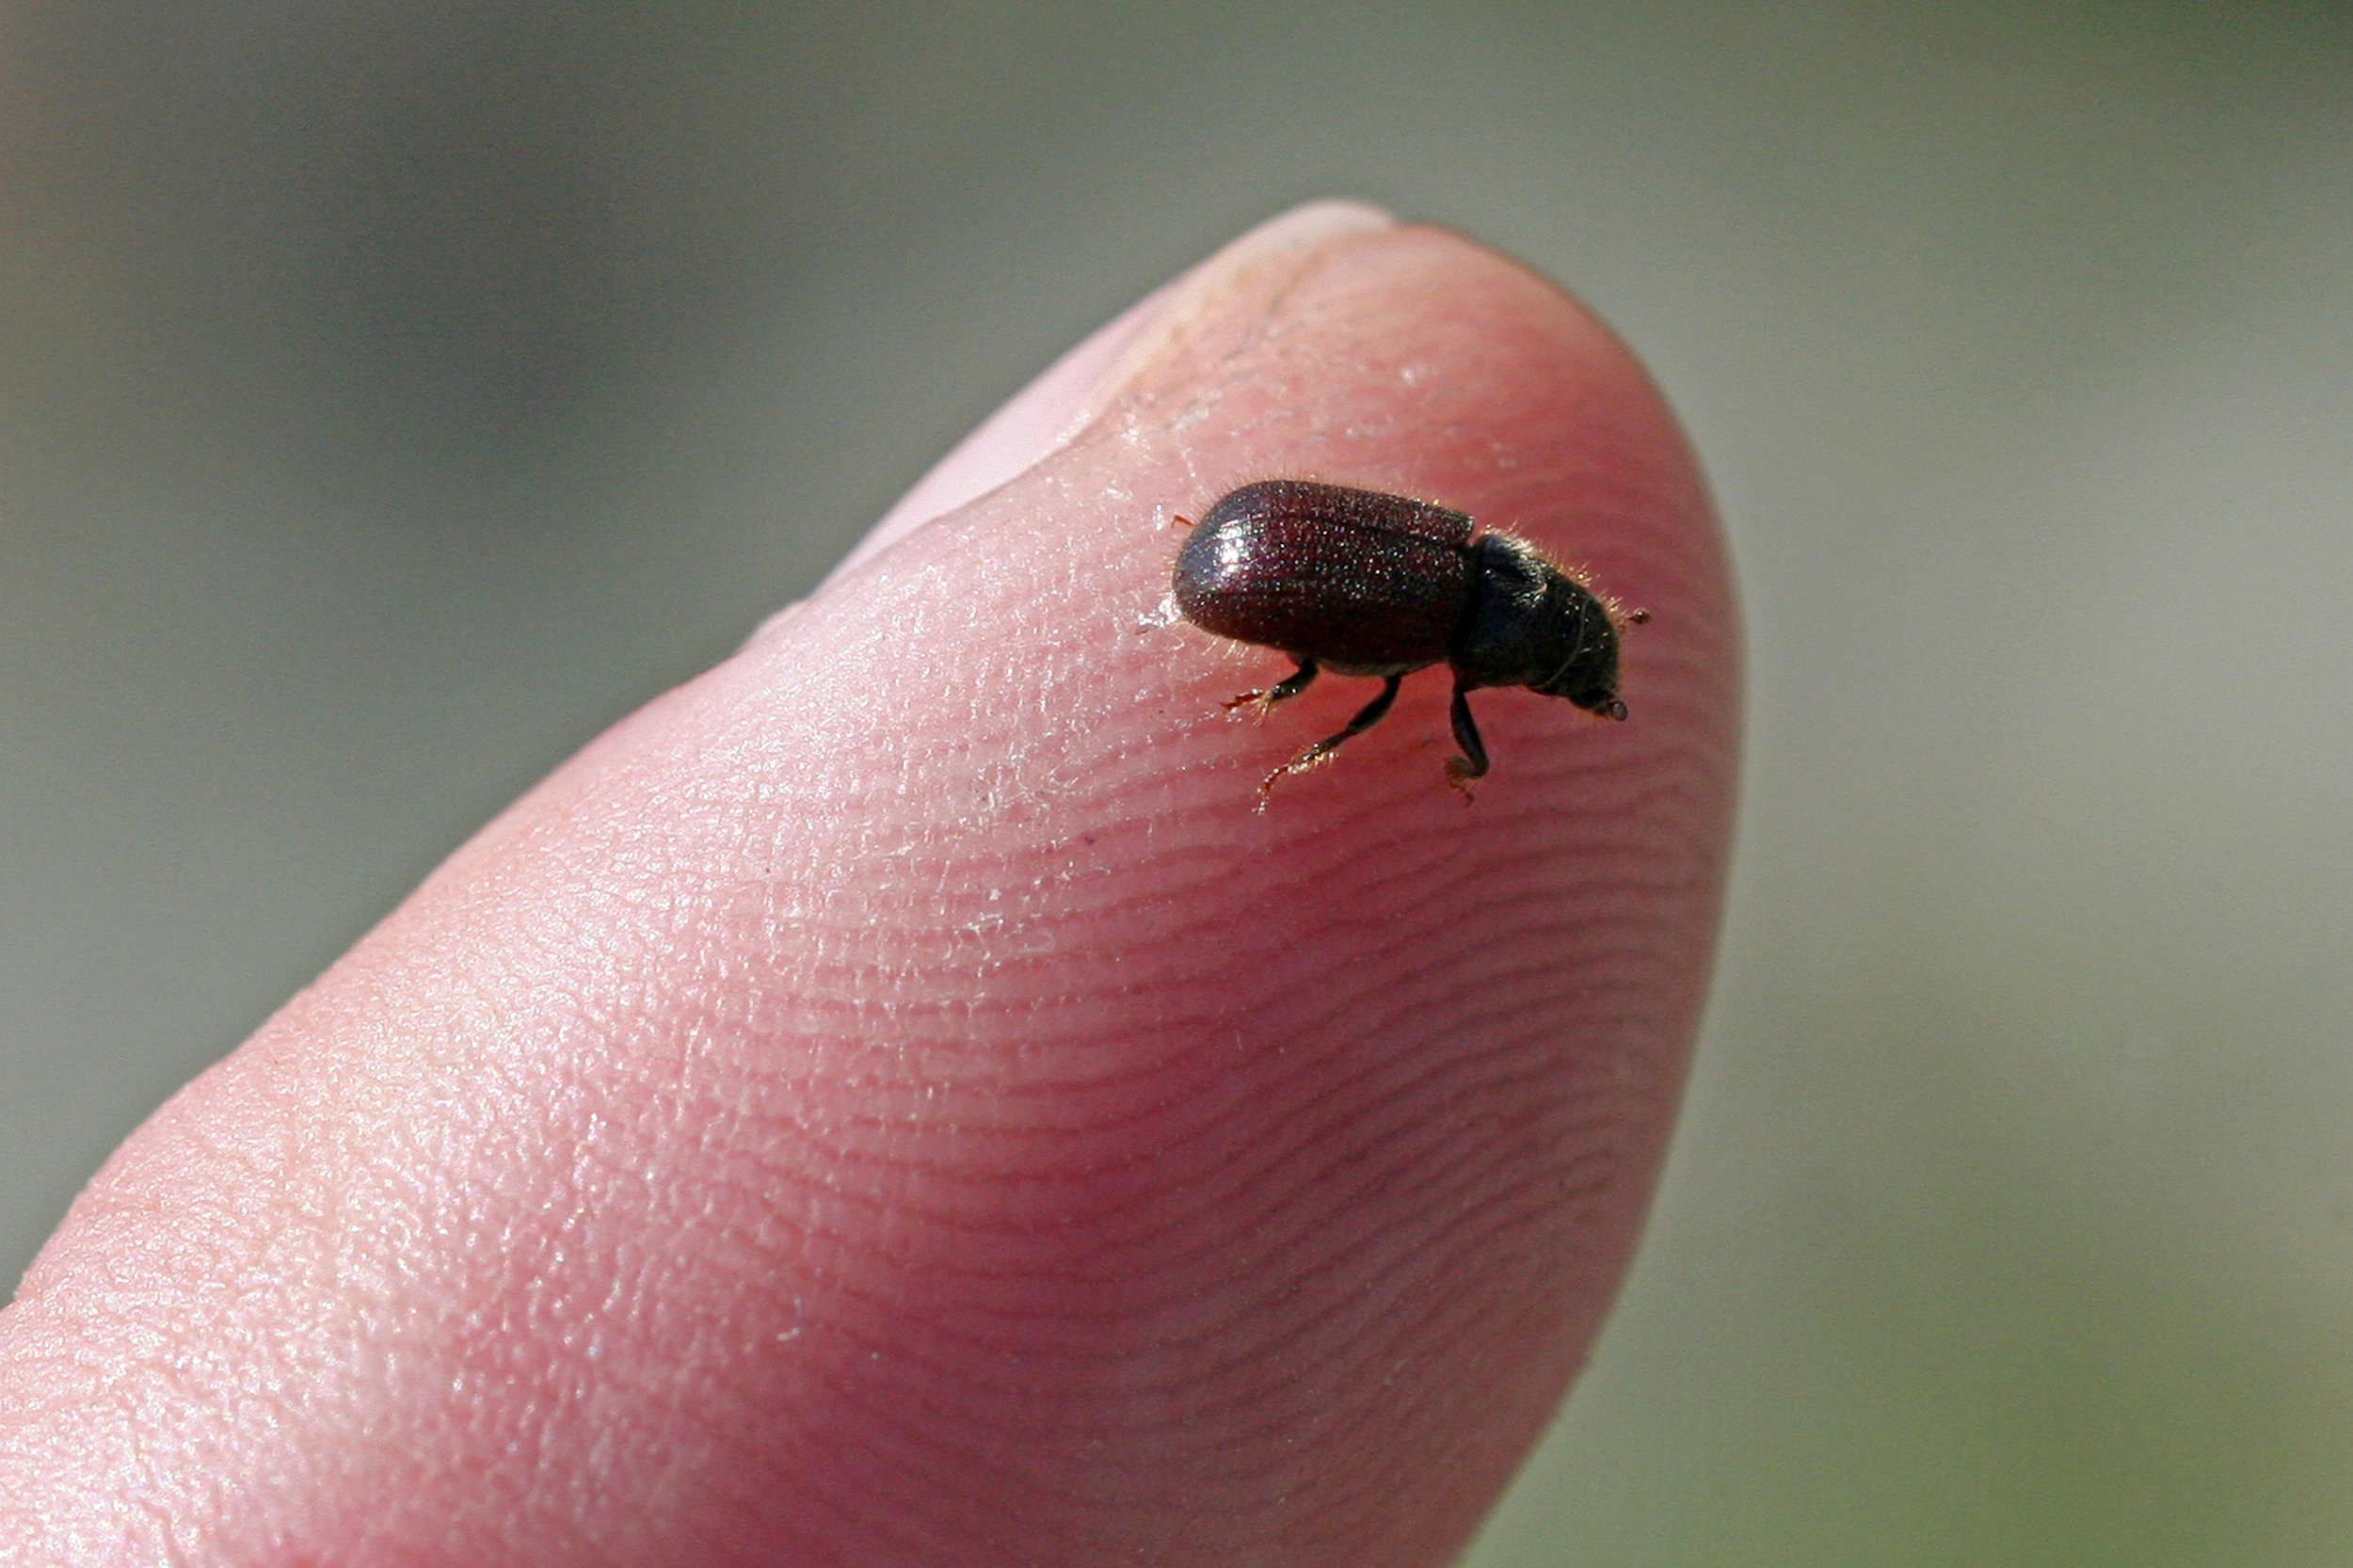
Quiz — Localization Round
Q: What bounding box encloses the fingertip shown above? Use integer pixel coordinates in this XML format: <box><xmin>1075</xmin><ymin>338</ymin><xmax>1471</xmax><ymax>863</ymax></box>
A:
<box><xmin>0</xmin><ymin>209</ymin><xmax>1737</xmax><ymax>1567</ymax></box>
<box><xmin>711</xmin><ymin>214</ymin><xmax>1737</xmax><ymax>1554</ymax></box>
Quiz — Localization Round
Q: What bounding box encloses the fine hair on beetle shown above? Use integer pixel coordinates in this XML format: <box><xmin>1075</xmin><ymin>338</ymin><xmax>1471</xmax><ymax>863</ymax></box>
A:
<box><xmin>1169</xmin><ymin>479</ymin><xmax>1641</xmax><ymax>807</ymax></box>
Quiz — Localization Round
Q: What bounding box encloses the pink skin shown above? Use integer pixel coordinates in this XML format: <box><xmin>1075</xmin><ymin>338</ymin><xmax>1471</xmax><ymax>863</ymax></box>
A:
<box><xmin>0</xmin><ymin>207</ymin><xmax>1739</xmax><ymax>1566</ymax></box>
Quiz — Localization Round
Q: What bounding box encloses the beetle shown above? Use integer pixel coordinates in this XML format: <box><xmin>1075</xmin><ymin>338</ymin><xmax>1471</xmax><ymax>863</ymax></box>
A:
<box><xmin>1171</xmin><ymin>479</ymin><xmax>1640</xmax><ymax>802</ymax></box>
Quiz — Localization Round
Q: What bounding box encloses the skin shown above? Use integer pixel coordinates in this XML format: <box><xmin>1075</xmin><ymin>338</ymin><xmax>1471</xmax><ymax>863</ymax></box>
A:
<box><xmin>0</xmin><ymin>204</ymin><xmax>1739</xmax><ymax>1566</ymax></box>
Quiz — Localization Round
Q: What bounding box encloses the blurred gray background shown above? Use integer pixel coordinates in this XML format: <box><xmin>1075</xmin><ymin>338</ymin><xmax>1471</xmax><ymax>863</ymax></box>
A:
<box><xmin>5</xmin><ymin>3</ymin><xmax>2351</xmax><ymax>1560</ymax></box>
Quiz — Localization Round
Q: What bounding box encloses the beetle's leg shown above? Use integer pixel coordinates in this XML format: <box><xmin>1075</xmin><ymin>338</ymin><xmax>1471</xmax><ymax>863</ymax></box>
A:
<box><xmin>1225</xmin><ymin>657</ymin><xmax>1318</xmax><ymax>713</ymax></box>
<box><xmin>1257</xmin><ymin>674</ymin><xmax>1401</xmax><ymax>808</ymax></box>
<box><xmin>1443</xmin><ymin>680</ymin><xmax>1489</xmax><ymax>795</ymax></box>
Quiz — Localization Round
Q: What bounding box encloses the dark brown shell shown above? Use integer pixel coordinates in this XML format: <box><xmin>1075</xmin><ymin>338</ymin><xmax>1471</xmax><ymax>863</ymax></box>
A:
<box><xmin>1173</xmin><ymin>481</ymin><xmax>1472</xmax><ymax>674</ymax></box>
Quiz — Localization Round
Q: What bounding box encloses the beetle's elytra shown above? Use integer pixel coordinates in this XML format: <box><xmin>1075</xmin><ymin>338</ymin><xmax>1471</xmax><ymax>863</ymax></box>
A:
<box><xmin>1171</xmin><ymin>479</ymin><xmax>1638</xmax><ymax>803</ymax></box>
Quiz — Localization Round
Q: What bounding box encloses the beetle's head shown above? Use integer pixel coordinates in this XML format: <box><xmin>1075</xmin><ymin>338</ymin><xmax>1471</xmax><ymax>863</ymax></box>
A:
<box><xmin>1531</xmin><ymin>632</ymin><xmax>1625</xmax><ymax>718</ymax></box>
<box><xmin>1525</xmin><ymin>578</ymin><xmax>1628</xmax><ymax>717</ymax></box>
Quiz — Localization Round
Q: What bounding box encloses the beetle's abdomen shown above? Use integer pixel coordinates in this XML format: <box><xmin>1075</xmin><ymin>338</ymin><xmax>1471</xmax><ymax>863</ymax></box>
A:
<box><xmin>1175</xmin><ymin>486</ymin><xmax>1471</xmax><ymax>673</ymax></box>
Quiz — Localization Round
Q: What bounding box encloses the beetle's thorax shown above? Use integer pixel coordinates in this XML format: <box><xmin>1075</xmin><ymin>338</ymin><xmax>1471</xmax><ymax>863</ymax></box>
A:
<box><xmin>1451</xmin><ymin>533</ymin><xmax>1621</xmax><ymax>708</ymax></box>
